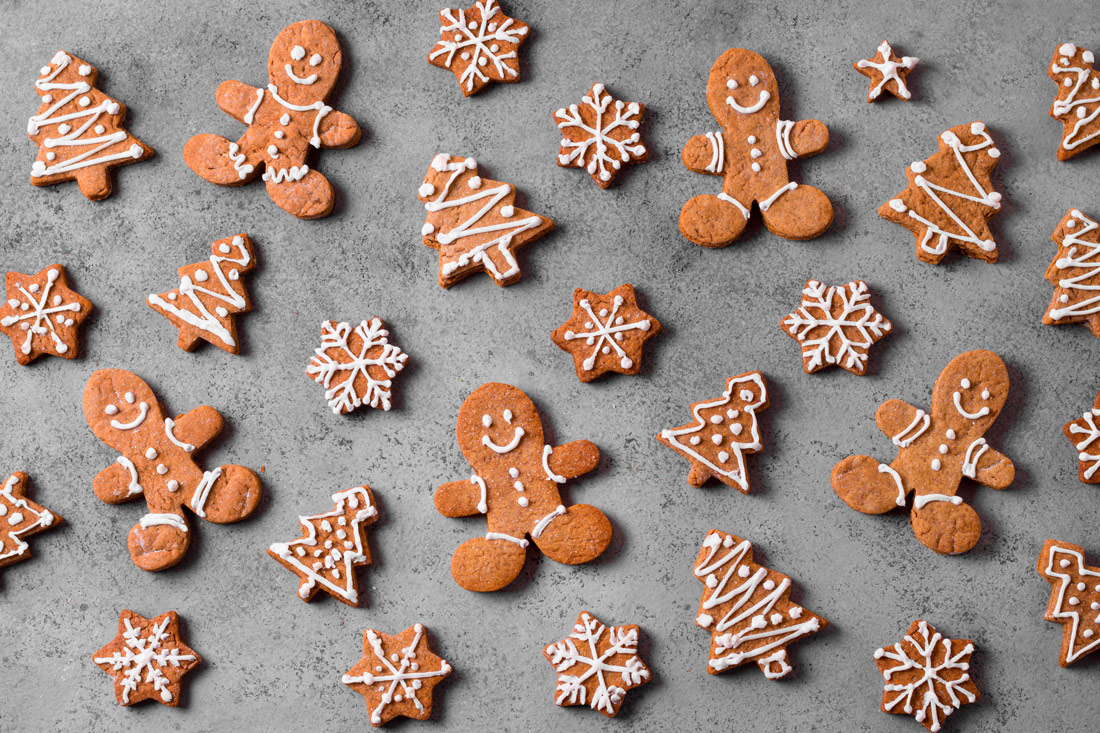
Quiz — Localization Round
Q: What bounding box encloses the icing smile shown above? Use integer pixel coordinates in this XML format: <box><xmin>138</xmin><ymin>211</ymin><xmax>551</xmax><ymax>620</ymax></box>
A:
<box><xmin>284</xmin><ymin>64</ymin><xmax>318</xmax><ymax>85</ymax></box>
<box><xmin>482</xmin><ymin>427</ymin><xmax>525</xmax><ymax>454</ymax></box>
<box><xmin>111</xmin><ymin>402</ymin><xmax>149</xmax><ymax>430</ymax></box>
<box><xmin>726</xmin><ymin>89</ymin><xmax>770</xmax><ymax>114</ymax></box>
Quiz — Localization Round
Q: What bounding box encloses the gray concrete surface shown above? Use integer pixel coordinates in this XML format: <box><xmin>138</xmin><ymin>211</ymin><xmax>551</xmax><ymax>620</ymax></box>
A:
<box><xmin>1</xmin><ymin>0</ymin><xmax>1099</xmax><ymax>730</ymax></box>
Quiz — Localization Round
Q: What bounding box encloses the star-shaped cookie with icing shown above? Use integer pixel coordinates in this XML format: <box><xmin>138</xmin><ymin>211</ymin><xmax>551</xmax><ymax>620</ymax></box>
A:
<box><xmin>0</xmin><ymin>264</ymin><xmax>92</xmax><ymax>364</ymax></box>
<box><xmin>551</xmin><ymin>284</ymin><xmax>661</xmax><ymax>382</ymax></box>
<box><xmin>854</xmin><ymin>40</ymin><xmax>919</xmax><ymax>102</ymax></box>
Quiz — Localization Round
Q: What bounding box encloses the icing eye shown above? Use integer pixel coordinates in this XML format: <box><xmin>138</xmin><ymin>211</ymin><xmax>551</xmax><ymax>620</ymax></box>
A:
<box><xmin>124</xmin><ymin>391</ymin><xmax>136</xmax><ymax>404</ymax></box>
<box><xmin>105</xmin><ymin>405</ymin><xmax>118</xmax><ymax>416</ymax></box>
<box><xmin>749</xmin><ymin>74</ymin><xmax>760</xmax><ymax>86</ymax></box>
<box><xmin>740</xmin><ymin>389</ymin><xmax>753</xmax><ymax>401</ymax></box>
<box><xmin>982</xmin><ymin>389</ymin><xmax>990</xmax><ymax>400</ymax></box>
<box><xmin>481</xmin><ymin>414</ymin><xmax>491</xmax><ymax>428</ymax></box>
<box><xmin>291</xmin><ymin>45</ymin><xmax>306</xmax><ymax>61</ymax></box>
<box><xmin>310</xmin><ymin>54</ymin><xmax>322</xmax><ymax>66</ymax></box>
<box><xmin>726</xmin><ymin>79</ymin><xmax>738</xmax><ymax>89</ymax></box>
<box><xmin>960</xmin><ymin>378</ymin><xmax>971</xmax><ymax>389</ymax></box>
<box><xmin>503</xmin><ymin>409</ymin><xmax>513</xmax><ymax>423</ymax></box>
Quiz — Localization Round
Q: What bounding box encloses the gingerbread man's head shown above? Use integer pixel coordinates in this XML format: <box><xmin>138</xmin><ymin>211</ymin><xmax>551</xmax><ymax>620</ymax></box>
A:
<box><xmin>84</xmin><ymin>370</ymin><xmax>166</xmax><ymax>454</ymax></box>
<box><xmin>268</xmin><ymin>20</ymin><xmax>343</xmax><ymax>104</ymax></box>
<box><xmin>706</xmin><ymin>48</ymin><xmax>781</xmax><ymax>127</ymax></box>
<box><xmin>456</xmin><ymin>383</ymin><xmax>547</xmax><ymax>471</ymax></box>
<box><xmin>929</xmin><ymin>349</ymin><xmax>1008</xmax><ymax>434</ymax></box>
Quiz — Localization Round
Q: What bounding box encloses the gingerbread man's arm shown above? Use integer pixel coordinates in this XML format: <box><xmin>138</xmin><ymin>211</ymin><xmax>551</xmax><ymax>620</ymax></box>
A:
<box><xmin>546</xmin><ymin>440</ymin><xmax>600</xmax><ymax>480</ymax></box>
<box><xmin>778</xmin><ymin>119</ymin><xmax>829</xmax><ymax>159</ymax></box>
<box><xmin>682</xmin><ymin>134</ymin><xmax>726</xmax><ymax>175</ymax></box>
<box><xmin>93</xmin><ymin>462</ymin><xmax>142</xmax><ymax>505</ymax></box>
<box><xmin>435</xmin><ymin>478</ymin><xmax>486</xmax><ymax>517</ymax></box>
<box><xmin>216</xmin><ymin>80</ymin><xmax>264</xmax><ymax>125</ymax></box>
<box><xmin>317</xmin><ymin>110</ymin><xmax>361</xmax><ymax>149</ymax></box>
<box><xmin>966</xmin><ymin>445</ymin><xmax>1014</xmax><ymax>490</ymax></box>
<box><xmin>874</xmin><ymin>398</ymin><xmax>926</xmax><ymax>442</ymax></box>
<box><xmin>168</xmin><ymin>406</ymin><xmax>225</xmax><ymax>453</ymax></box>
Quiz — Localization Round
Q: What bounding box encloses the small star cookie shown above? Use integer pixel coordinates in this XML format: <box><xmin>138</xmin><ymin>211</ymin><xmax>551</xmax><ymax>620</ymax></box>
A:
<box><xmin>0</xmin><ymin>264</ymin><xmax>92</xmax><ymax>365</ymax></box>
<box><xmin>854</xmin><ymin>40</ymin><xmax>919</xmax><ymax>102</ymax></box>
<box><xmin>554</xmin><ymin>83</ymin><xmax>648</xmax><ymax>188</ymax></box>
<box><xmin>781</xmin><ymin>279</ymin><xmax>892</xmax><ymax>375</ymax></box>
<box><xmin>551</xmin><ymin>284</ymin><xmax>661</xmax><ymax>382</ymax></box>
<box><xmin>428</xmin><ymin>0</ymin><xmax>530</xmax><ymax>96</ymax></box>
<box><xmin>92</xmin><ymin>609</ymin><xmax>201</xmax><ymax>707</ymax></box>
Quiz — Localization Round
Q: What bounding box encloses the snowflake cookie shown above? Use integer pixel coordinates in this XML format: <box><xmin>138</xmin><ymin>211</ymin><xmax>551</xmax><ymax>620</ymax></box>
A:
<box><xmin>781</xmin><ymin>279</ymin><xmax>892</xmax><ymax>375</ymax></box>
<box><xmin>342</xmin><ymin>623</ymin><xmax>452</xmax><ymax>726</ymax></box>
<box><xmin>1038</xmin><ymin>539</ymin><xmax>1100</xmax><ymax>666</ymax></box>
<box><xmin>428</xmin><ymin>0</ymin><xmax>529</xmax><ymax>96</ymax></box>
<box><xmin>1042</xmin><ymin>209</ymin><xmax>1100</xmax><ymax>337</ymax></box>
<box><xmin>874</xmin><ymin>620</ymin><xmax>978</xmax><ymax>732</ymax></box>
<box><xmin>419</xmin><ymin>154</ymin><xmax>554</xmax><ymax>288</ymax></box>
<box><xmin>307</xmin><ymin>319</ymin><xmax>409</xmax><ymax>415</ymax></box>
<box><xmin>1048</xmin><ymin>43</ymin><xmax>1100</xmax><ymax>160</ymax></box>
<box><xmin>879</xmin><ymin>122</ymin><xmax>1003</xmax><ymax>264</ymax></box>
<box><xmin>184</xmin><ymin>20</ymin><xmax>361</xmax><ymax>219</ymax></box>
<box><xmin>93</xmin><ymin>609</ymin><xmax>201</xmax><ymax>707</ymax></box>
<box><xmin>268</xmin><ymin>485</ymin><xmax>378</xmax><ymax>606</ymax></box>
<box><xmin>543</xmin><ymin>611</ymin><xmax>651</xmax><ymax>717</ymax></box>
<box><xmin>553</xmin><ymin>83</ymin><xmax>648</xmax><ymax>188</ymax></box>
<box><xmin>657</xmin><ymin>372</ymin><xmax>769</xmax><ymax>492</ymax></box>
<box><xmin>1062</xmin><ymin>390</ymin><xmax>1100</xmax><ymax>483</ymax></box>
<box><xmin>0</xmin><ymin>264</ymin><xmax>92</xmax><ymax>365</ymax></box>
<box><xmin>694</xmin><ymin>530</ymin><xmax>825</xmax><ymax>678</ymax></box>
<box><xmin>551</xmin><ymin>284</ymin><xmax>661</xmax><ymax>382</ymax></box>
<box><xmin>853</xmin><ymin>40</ymin><xmax>919</xmax><ymax>102</ymax></box>
<box><xmin>0</xmin><ymin>472</ymin><xmax>62</xmax><ymax>572</ymax></box>
<box><xmin>832</xmin><ymin>350</ymin><xmax>1014</xmax><ymax>555</ymax></box>
<box><xmin>147</xmin><ymin>234</ymin><xmax>257</xmax><ymax>355</ymax></box>
<box><xmin>27</xmin><ymin>51</ymin><xmax>153</xmax><ymax>200</ymax></box>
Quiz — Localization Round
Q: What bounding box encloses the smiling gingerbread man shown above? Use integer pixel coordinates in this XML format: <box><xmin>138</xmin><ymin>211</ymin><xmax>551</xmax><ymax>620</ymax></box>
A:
<box><xmin>680</xmin><ymin>48</ymin><xmax>832</xmax><ymax>247</ymax></box>
<box><xmin>831</xmin><ymin>350</ymin><xmax>1015</xmax><ymax>554</ymax></box>
<box><xmin>434</xmin><ymin>383</ymin><xmax>612</xmax><ymax>591</ymax></box>
<box><xmin>184</xmin><ymin>20</ymin><xmax>360</xmax><ymax>219</ymax></box>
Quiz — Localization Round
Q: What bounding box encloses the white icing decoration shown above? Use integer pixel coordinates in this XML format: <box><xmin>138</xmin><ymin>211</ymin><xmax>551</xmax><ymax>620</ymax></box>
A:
<box><xmin>961</xmin><ymin>438</ymin><xmax>989</xmax><ymax>479</ymax></box>
<box><xmin>704</xmin><ymin>131</ymin><xmax>724</xmax><ymax>173</ymax></box>
<box><xmin>307</xmin><ymin>319</ymin><xmax>409</xmax><ymax>415</ymax></box>
<box><xmin>139</xmin><ymin>513</ymin><xmax>188</xmax><ymax>533</ymax></box>
<box><xmin>1048</xmin><ymin>210</ymin><xmax>1100</xmax><ymax>322</ymax></box>
<box><xmin>1040</xmin><ymin>543</ymin><xmax>1100</xmax><ymax>663</ymax></box>
<box><xmin>266</xmin><ymin>83</ymin><xmax>331</xmax><ymax>149</ymax></box>
<box><xmin>341</xmin><ymin>624</ymin><xmax>451</xmax><ymax>725</ymax></box>
<box><xmin>782</xmin><ymin>280</ymin><xmax>892</xmax><ymax>372</ymax></box>
<box><xmin>562</xmin><ymin>295</ymin><xmax>652</xmax><ymax>371</ymax></box>
<box><xmin>92</xmin><ymin>614</ymin><xmax>197</xmax><ymax>704</ymax></box>
<box><xmin>189</xmin><ymin>467</ymin><xmax>222</xmax><ymax>518</ymax></box>
<box><xmin>913</xmin><ymin>494</ymin><xmax>963</xmax><ymax>511</ymax></box>
<box><xmin>428</xmin><ymin>0</ymin><xmax>528</xmax><ymax>93</ymax></box>
<box><xmin>110</xmin><ymin>402</ymin><xmax>149</xmax><ymax>431</ymax></box>
<box><xmin>470</xmin><ymin>475</ymin><xmax>488</xmax><ymax>513</ymax></box>
<box><xmin>531</xmin><ymin>505</ymin><xmax>566</xmax><ymax>538</ymax></box>
<box><xmin>555</xmin><ymin>83</ymin><xmax>646</xmax><ymax>182</ymax></box>
<box><xmin>856</xmin><ymin>40</ymin><xmax>919</xmax><ymax>100</ymax></box>
<box><xmin>0</xmin><ymin>474</ymin><xmax>55</xmax><ymax>562</ymax></box>
<box><xmin>0</xmin><ymin>267</ymin><xmax>82</xmax><ymax>356</ymax></box>
<box><xmin>953</xmin><ymin>390</ymin><xmax>990</xmax><ymax>420</ymax></box>
<box><xmin>485</xmin><ymin>531</ymin><xmax>528</xmax><ymax>547</ymax></box>
<box><xmin>878</xmin><ymin>463</ymin><xmax>906</xmax><ymax>506</ymax></box>
<box><xmin>1070</xmin><ymin>406</ymin><xmax>1100</xmax><ymax>480</ymax></box>
<box><xmin>544</xmin><ymin>611</ymin><xmax>649</xmax><ymax>714</ymax></box>
<box><xmin>541</xmin><ymin>445</ymin><xmax>566</xmax><ymax>484</ymax></box>
<box><xmin>1050</xmin><ymin>46</ymin><xmax>1100</xmax><ymax>153</ymax></box>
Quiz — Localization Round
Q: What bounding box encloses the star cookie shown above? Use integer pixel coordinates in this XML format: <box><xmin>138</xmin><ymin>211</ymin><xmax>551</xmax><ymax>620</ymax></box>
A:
<box><xmin>92</xmin><ymin>609</ymin><xmax>201</xmax><ymax>706</ymax></box>
<box><xmin>0</xmin><ymin>472</ymin><xmax>61</xmax><ymax>571</ymax></box>
<box><xmin>1063</xmin><ymin>390</ymin><xmax>1100</xmax><ymax>483</ymax></box>
<box><xmin>342</xmin><ymin>624</ymin><xmax>452</xmax><ymax>726</ymax></box>
<box><xmin>854</xmin><ymin>40</ymin><xmax>919</xmax><ymax>102</ymax></box>
<box><xmin>554</xmin><ymin>83</ymin><xmax>648</xmax><ymax>188</ymax></box>
<box><xmin>781</xmin><ymin>279</ymin><xmax>892</xmax><ymax>375</ymax></box>
<box><xmin>551</xmin><ymin>284</ymin><xmax>661</xmax><ymax>382</ymax></box>
<box><xmin>428</xmin><ymin>0</ymin><xmax>530</xmax><ymax>96</ymax></box>
<box><xmin>0</xmin><ymin>264</ymin><xmax>92</xmax><ymax>364</ymax></box>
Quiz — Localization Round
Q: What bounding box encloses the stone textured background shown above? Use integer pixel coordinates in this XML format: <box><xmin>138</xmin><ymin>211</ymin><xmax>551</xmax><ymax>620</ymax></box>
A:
<box><xmin>1</xmin><ymin>0</ymin><xmax>1099</xmax><ymax>730</ymax></box>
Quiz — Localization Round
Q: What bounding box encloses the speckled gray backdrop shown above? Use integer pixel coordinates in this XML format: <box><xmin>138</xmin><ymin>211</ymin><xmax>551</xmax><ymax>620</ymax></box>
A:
<box><xmin>1</xmin><ymin>0</ymin><xmax>1099</xmax><ymax>730</ymax></box>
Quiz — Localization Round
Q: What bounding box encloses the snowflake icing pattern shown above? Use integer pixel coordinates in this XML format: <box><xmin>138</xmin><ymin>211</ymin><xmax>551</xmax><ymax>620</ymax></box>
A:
<box><xmin>307</xmin><ymin>319</ymin><xmax>409</xmax><ymax>415</ymax></box>
<box><xmin>543</xmin><ymin>611</ymin><xmax>651</xmax><ymax>717</ymax></box>
<box><xmin>1063</xmin><ymin>390</ymin><xmax>1100</xmax><ymax>483</ymax></box>
<box><xmin>554</xmin><ymin>83</ymin><xmax>648</xmax><ymax>187</ymax></box>
<box><xmin>781</xmin><ymin>279</ymin><xmax>892</xmax><ymax>375</ymax></box>
<box><xmin>0</xmin><ymin>264</ymin><xmax>91</xmax><ymax>364</ymax></box>
<box><xmin>93</xmin><ymin>610</ymin><xmax>200</xmax><ymax>706</ymax></box>
<box><xmin>874</xmin><ymin>620</ymin><xmax>978</xmax><ymax>732</ymax></box>
<box><xmin>428</xmin><ymin>0</ymin><xmax>529</xmax><ymax>96</ymax></box>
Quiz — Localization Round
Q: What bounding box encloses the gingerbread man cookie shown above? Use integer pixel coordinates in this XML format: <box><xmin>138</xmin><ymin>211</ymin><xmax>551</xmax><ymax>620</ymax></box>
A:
<box><xmin>1048</xmin><ymin>43</ymin><xmax>1100</xmax><ymax>161</ymax></box>
<box><xmin>832</xmin><ymin>350</ymin><xmax>1015</xmax><ymax>555</ymax></box>
<box><xmin>83</xmin><ymin>369</ymin><xmax>262</xmax><ymax>571</ymax></box>
<box><xmin>184</xmin><ymin>20</ymin><xmax>361</xmax><ymax>219</ymax></box>
<box><xmin>679</xmin><ymin>48</ymin><xmax>832</xmax><ymax>247</ymax></box>
<box><xmin>434</xmin><ymin>383</ymin><xmax>612</xmax><ymax>592</ymax></box>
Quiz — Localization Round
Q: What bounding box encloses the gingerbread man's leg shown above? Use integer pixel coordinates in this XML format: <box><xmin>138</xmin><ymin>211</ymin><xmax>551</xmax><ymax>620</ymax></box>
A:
<box><xmin>128</xmin><ymin>511</ymin><xmax>193</xmax><ymax>572</ymax></box>
<box><xmin>678</xmin><ymin>193</ymin><xmax>750</xmax><ymax>248</ymax></box>
<box><xmin>184</xmin><ymin>133</ymin><xmax>261</xmax><ymax>186</ymax></box>
<box><xmin>188</xmin><ymin>464</ymin><xmax>262</xmax><ymax>524</ymax></box>
<box><xmin>831</xmin><ymin>455</ymin><xmax>908</xmax><ymax>514</ymax></box>
<box><xmin>910</xmin><ymin>495</ymin><xmax>981</xmax><ymax>555</ymax></box>
<box><xmin>759</xmin><ymin>183</ymin><xmax>833</xmax><ymax>240</ymax></box>
<box><xmin>449</xmin><ymin>535</ymin><xmax>528</xmax><ymax>592</ymax></box>
<box><xmin>531</xmin><ymin>504</ymin><xmax>612</xmax><ymax>565</ymax></box>
<box><xmin>264</xmin><ymin>168</ymin><xmax>335</xmax><ymax>220</ymax></box>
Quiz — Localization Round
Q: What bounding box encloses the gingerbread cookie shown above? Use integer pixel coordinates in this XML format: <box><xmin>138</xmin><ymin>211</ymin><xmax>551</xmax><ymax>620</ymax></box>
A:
<box><xmin>854</xmin><ymin>41</ymin><xmax>919</xmax><ymax>102</ymax></box>
<box><xmin>434</xmin><ymin>382</ymin><xmax>612</xmax><ymax>592</ymax></box>
<box><xmin>781</xmin><ymin>279</ymin><xmax>892</xmax><ymax>375</ymax></box>
<box><xmin>268</xmin><ymin>485</ymin><xmax>378</xmax><ymax>606</ymax></box>
<box><xmin>419</xmin><ymin>154</ymin><xmax>553</xmax><ymax>288</ymax></box>
<box><xmin>657</xmin><ymin>372</ymin><xmax>769</xmax><ymax>492</ymax></box>
<box><xmin>694</xmin><ymin>530</ymin><xmax>825</xmax><ymax>678</ymax></box>
<box><xmin>544</xmin><ymin>611</ymin><xmax>651</xmax><ymax>717</ymax></box>
<box><xmin>307</xmin><ymin>319</ymin><xmax>409</xmax><ymax>415</ymax></box>
<box><xmin>874</xmin><ymin>620</ymin><xmax>978</xmax><ymax>731</ymax></box>
<box><xmin>428</xmin><ymin>0</ymin><xmax>529</xmax><ymax>96</ymax></box>
<box><xmin>554</xmin><ymin>83</ymin><xmax>648</xmax><ymax>188</ymax></box>
<box><xmin>342</xmin><ymin>623</ymin><xmax>452</xmax><ymax>726</ymax></box>
<box><xmin>879</xmin><ymin>122</ymin><xmax>1003</xmax><ymax>264</ymax></box>
<box><xmin>0</xmin><ymin>264</ymin><xmax>93</xmax><ymax>365</ymax></box>
<box><xmin>1042</xmin><ymin>209</ymin><xmax>1100</xmax><ymax>336</ymax></box>
<box><xmin>551</xmin><ymin>284</ymin><xmax>661</xmax><ymax>382</ymax></box>
<box><xmin>679</xmin><ymin>48</ymin><xmax>832</xmax><ymax>247</ymax></box>
<box><xmin>83</xmin><ymin>369</ymin><xmax>262</xmax><ymax>571</ymax></box>
<box><xmin>1063</xmin><ymin>390</ymin><xmax>1100</xmax><ymax>483</ymax></box>
<box><xmin>28</xmin><ymin>51</ymin><xmax>153</xmax><ymax>200</ymax></box>
<box><xmin>1037</xmin><ymin>539</ymin><xmax>1100</xmax><ymax>666</ymax></box>
<box><xmin>147</xmin><ymin>234</ymin><xmax>256</xmax><ymax>355</ymax></box>
<box><xmin>184</xmin><ymin>20</ymin><xmax>361</xmax><ymax>219</ymax></box>
<box><xmin>0</xmin><ymin>472</ymin><xmax>61</xmax><ymax>571</ymax></box>
<box><xmin>93</xmin><ymin>609</ymin><xmax>201</xmax><ymax>707</ymax></box>
<box><xmin>1048</xmin><ymin>43</ymin><xmax>1100</xmax><ymax>160</ymax></box>
<box><xmin>832</xmin><ymin>350</ymin><xmax>1014</xmax><ymax>555</ymax></box>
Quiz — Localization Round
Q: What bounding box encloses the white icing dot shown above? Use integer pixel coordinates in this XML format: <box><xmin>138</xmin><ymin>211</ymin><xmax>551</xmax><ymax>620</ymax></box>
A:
<box><xmin>145</xmin><ymin>447</ymin><xmax>157</xmax><ymax>459</ymax></box>
<box><xmin>910</xmin><ymin>161</ymin><xmax>926</xmax><ymax>173</ymax></box>
<box><xmin>310</xmin><ymin>54</ymin><xmax>322</xmax><ymax>67</ymax></box>
<box><xmin>280</xmin><ymin>113</ymin><xmax>290</xmax><ymax>125</ymax></box>
<box><xmin>94</xmin><ymin>124</ymin><xmax>105</xmax><ymax>134</ymax></box>
<box><xmin>939</xmin><ymin>444</ymin><xmax>948</xmax><ymax>454</ymax></box>
<box><xmin>982</xmin><ymin>389</ymin><xmax>990</xmax><ymax>400</ymax></box>
<box><xmin>291</xmin><ymin>45</ymin><xmax>306</xmax><ymax>60</ymax></box>
<box><xmin>710</xmin><ymin>415</ymin><xmax>723</xmax><ymax>424</ymax></box>
<box><xmin>274</xmin><ymin>130</ymin><xmax>285</xmax><ymax>139</ymax></box>
<box><xmin>156</xmin><ymin>464</ymin><xmax>168</xmax><ymax>475</ymax></box>
<box><xmin>751</xmin><ymin>162</ymin><xmax>761</xmax><ymax>172</ymax></box>
<box><xmin>960</xmin><ymin>378</ymin><xmax>971</xmax><ymax>389</ymax></box>
<box><xmin>711</xmin><ymin>434</ymin><xmax>723</xmax><ymax>445</ymax></box>
<box><xmin>749</xmin><ymin>75</ymin><xmax>760</xmax><ymax>85</ymax></box>
<box><xmin>747</xmin><ymin>135</ymin><xmax>756</xmax><ymax>144</ymax></box>
<box><xmin>194</xmin><ymin>269</ymin><xmax>209</xmax><ymax>283</ymax></box>
<box><xmin>726</xmin><ymin>79</ymin><xmax>738</xmax><ymax>89</ymax></box>
<box><xmin>508</xmin><ymin>467</ymin><xmax>519</xmax><ymax>478</ymax></box>
<box><xmin>267</xmin><ymin>144</ymin><xmax>278</xmax><ymax>156</ymax></box>
<box><xmin>78</xmin><ymin>96</ymin><xmax>91</xmax><ymax>107</ymax></box>
<box><xmin>481</xmin><ymin>414</ymin><xmax>491</xmax><ymax>427</ymax></box>
<box><xmin>500</xmin><ymin>205</ymin><xmax>514</xmax><ymax>218</ymax></box>
<box><xmin>105</xmin><ymin>405</ymin><xmax>118</xmax><ymax>415</ymax></box>
<box><xmin>945</xmin><ymin>429</ymin><xmax>956</xmax><ymax>439</ymax></box>
<box><xmin>125</xmin><ymin>392</ymin><xmax>135</xmax><ymax>404</ymax></box>
<box><xmin>731</xmin><ymin>424</ymin><xmax>743</xmax><ymax>436</ymax></box>
<box><xmin>167</xmin><ymin>480</ymin><xmax>179</xmax><ymax>492</ymax></box>
<box><xmin>931</xmin><ymin>459</ymin><xmax>942</xmax><ymax>471</ymax></box>
<box><xmin>888</xmin><ymin>199</ymin><xmax>906</xmax><ymax>212</ymax></box>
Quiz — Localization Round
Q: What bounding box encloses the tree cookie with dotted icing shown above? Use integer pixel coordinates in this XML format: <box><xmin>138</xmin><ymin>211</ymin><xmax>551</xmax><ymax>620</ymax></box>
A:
<box><xmin>1048</xmin><ymin>43</ymin><xmax>1100</xmax><ymax>161</ymax></box>
<box><xmin>832</xmin><ymin>349</ymin><xmax>1014</xmax><ymax>555</ymax></box>
<box><xmin>0</xmin><ymin>472</ymin><xmax>62</xmax><ymax>572</ymax></box>
<box><xmin>1038</xmin><ymin>539</ymin><xmax>1100</xmax><ymax>666</ymax></box>
<box><xmin>0</xmin><ymin>264</ymin><xmax>92</xmax><ymax>365</ymax></box>
<box><xmin>1042</xmin><ymin>209</ymin><xmax>1100</xmax><ymax>337</ymax></box>
<box><xmin>428</xmin><ymin>0</ymin><xmax>529</xmax><ymax>96</ymax></box>
<box><xmin>551</xmin><ymin>284</ymin><xmax>661</xmax><ymax>382</ymax></box>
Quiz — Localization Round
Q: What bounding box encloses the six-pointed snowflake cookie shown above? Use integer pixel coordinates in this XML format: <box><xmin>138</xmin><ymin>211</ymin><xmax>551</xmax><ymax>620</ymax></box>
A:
<box><xmin>853</xmin><ymin>40</ymin><xmax>919</xmax><ymax>102</ymax></box>
<box><xmin>307</xmin><ymin>319</ymin><xmax>409</xmax><ymax>415</ymax></box>
<box><xmin>0</xmin><ymin>264</ymin><xmax>93</xmax><ymax>365</ymax></box>
<box><xmin>781</xmin><ymin>279</ymin><xmax>892</xmax><ymax>375</ymax></box>
<box><xmin>879</xmin><ymin>121</ymin><xmax>1003</xmax><ymax>264</ymax></box>
<box><xmin>543</xmin><ymin>610</ymin><xmax>651</xmax><ymax>717</ymax></box>
<box><xmin>93</xmin><ymin>609</ymin><xmax>201</xmax><ymax>707</ymax></box>
<box><xmin>1062</xmin><ymin>390</ymin><xmax>1100</xmax><ymax>483</ymax></box>
<box><xmin>428</xmin><ymin>0</ymin><xmax>529</xmax><ymax>96</ymax></box>
<box><xmin>551</xmin><ymin>284</ymin><xmax>661</xmax><ymax>382</ymax></box>
<box><xmin>657</xmin><ymin>372</ymin><xmax>769</xmax><ymax>492</ymax></box>
<box><xmin>694</xmin><ymin>530</ymin><xmax>826</xmax><ymax>678</ymax></box>
<box><xmin>268</xmin><ymin>484</ymin><xmax>378</xmax><ymax>606</ymax></box>
<box><xmin>342</xmin><ymin>623</ymin><xmax>452</xmax><ymax>726</ymax></box>
<box><xmin>874</xmin><ymin>620</ymin><xmax>979</xmax><ymax>732</ymax></box>
<box><xmin>553</xmin><ymin>83</ymin><xmax>648</xmax><ymax>188</ymax></box>
<box><xmin>1048</xmin><ymin>43</ymin><xmax>1100</xmax><ymax>160</ymax></box>
<box><xmin>1042</xmin><ymin>208</ymin><xmax>1100</xmax><ymax>337</ymax></box>
<box><xmin>0</xmin><ymin>472</ymin><xmax>62</xmax><ymax>572</ymax></box>
<box><xmin>1037</xmin><ymin>539</ymin><xmax>1100</xmax><ymax>666</ymax></box>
